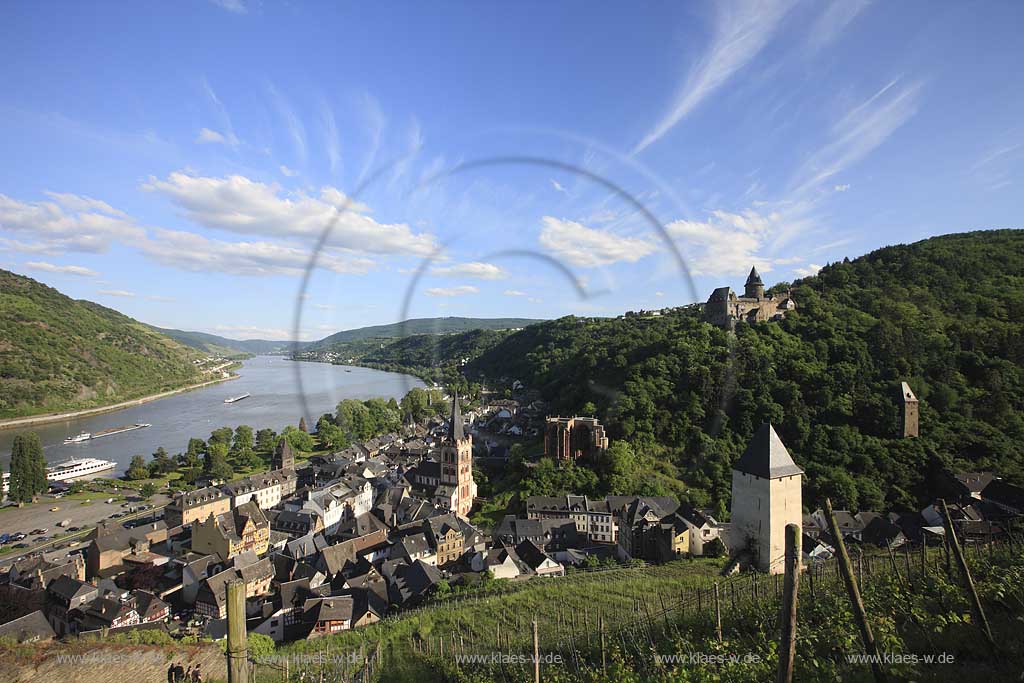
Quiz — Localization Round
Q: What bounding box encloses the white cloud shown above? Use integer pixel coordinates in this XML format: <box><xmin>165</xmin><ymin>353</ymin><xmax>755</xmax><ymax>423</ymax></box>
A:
<box><xmin>196</xmin><ymin>128</ymin><xmax>230</xmax><ymax>145</ymax></box>
<box><xmin>634</xmin><ymin>0</ymin><xmax>796</xmax><ymax>152</ymax></box>
<box><xmin>0</xmin><ymin>192</ymin><xmax>144</xmax><ymax>254</ymax></box>
<box><xmin>527</xmin><ymin>297</ymin><xmax>543</xmax><ymax>304</ymax></box>
<box><xmin>143</xmin><ymin>171</ymin><xmax>437</xmax><ymax>255</ymax></box>
<box><xmin>146</xmin><ymin>294</ymin><xmax>176</xmax><ymax>302</ymax></box>
<box><xmin>551</xmin><ymin>179</ymin><xmax>568</xmax><ymax>194</ymax></box>
<box><xmin>212</xmin><ymin>325</ymin><xmax>303</xmax><ymax>340</ymax></box>
<box><xmin>138</xmin><ymin>228</ymin><xmax>374</xmax><ymax>277</ymax></box>
<box><xmin>794</xmin><ymin>263</ymin><xmax>823</xmax><ymax>277</ymax></box>
<box><xmin>24</xmin><ymin>261</ymin><xmax>99</xmax><ymax>277</ymax></box>
<box><xmin>792</xmin><ymin>78</ymin><xmax>923</xmax><ymax>194</ymax></box>
<box><xmin>833</xmin><ymin>184</ymin><xmax>851</xmax><ymax>192</ymax></box>
<box><xmin>431</xmin><ymin>262</ymin><xmax>507</xmax><ymax>280</ymax></box>
<box><xmin>97</xmin><ymin>289</ymin><xmax>135</xmax><ymax>297</ymax></box>
<box><xmin>279</xmin><ymin>165</ymin><xmax>299</xmax><ymax>177</ymax></box>
<box><xmin>503</xmin><ymin>289</ymin><xmax>527</xmax><ymax>297</ymax></box>
<box><xmin>539</xmin><ymin>216</ymin><xmax>657</xmax><ymax>268</ymax></box>
<box><xmin>425</xmin><ymin>285</ymin><xmax>479</xmax><ymax>297</ymax></box>
<box><xmin>210</xmin><ymin>0</ymin><xmax>247</xmax><ymax>12</ymax></box>
<box><xmin>655</xmin><ymin>291</ymin><xmax>665</xmax><ymax>297</ymax></box>
<box><xmin>667</xmin><ymin>206</ymin><xmax>813</xmax><ymax>276</ymax></box>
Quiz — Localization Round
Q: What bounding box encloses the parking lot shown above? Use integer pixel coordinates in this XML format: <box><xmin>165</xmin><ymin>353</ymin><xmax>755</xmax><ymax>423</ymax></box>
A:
<box><xmin>0</xmin><ymin>489</ymin><xmax>169</xmax><ymax>565</ymax></box>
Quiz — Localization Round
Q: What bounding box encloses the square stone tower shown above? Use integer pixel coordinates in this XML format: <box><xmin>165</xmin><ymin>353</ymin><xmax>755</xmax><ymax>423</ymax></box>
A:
<box><xmin>730</xmin><ymin>423</ymin><xmax>803</xmax><ymax>574</ymax></box>
<box><xmin>441</xmin><ymin>393</ymin><xmax>476</xmax><ymax>518</ymax></box>
<box><xmin>900</xmin><ymin>381</ymin><xmax>919</xmax><ymax>438</ymax></box>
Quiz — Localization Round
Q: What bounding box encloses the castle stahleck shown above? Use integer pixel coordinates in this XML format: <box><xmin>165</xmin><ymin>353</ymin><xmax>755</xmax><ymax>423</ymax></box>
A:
<box><xmin>704</xmin><ymin>266</ymin><xmax>796</xmax><ymax>329</ymax></box>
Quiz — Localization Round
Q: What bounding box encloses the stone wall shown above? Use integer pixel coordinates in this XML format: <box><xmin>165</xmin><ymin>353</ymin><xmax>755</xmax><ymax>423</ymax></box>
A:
<box><xmin>1</xmin><ymin>642</ymin><xmax>227</xmax><ymax>683</ymax></box>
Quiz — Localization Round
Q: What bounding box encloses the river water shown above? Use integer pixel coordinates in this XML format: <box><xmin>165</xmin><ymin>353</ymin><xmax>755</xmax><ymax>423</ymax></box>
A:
<box><xmin>0</xmin><ymin>357</ymin><xmax>425</xmax><ymax>475</ymax></box>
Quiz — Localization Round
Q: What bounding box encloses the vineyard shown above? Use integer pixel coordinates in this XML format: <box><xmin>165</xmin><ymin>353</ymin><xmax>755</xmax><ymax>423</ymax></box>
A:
<box><xmin>249</xmin><ymin>537</ymin><xmax>1024</xmax><ymax>682</ymax></box>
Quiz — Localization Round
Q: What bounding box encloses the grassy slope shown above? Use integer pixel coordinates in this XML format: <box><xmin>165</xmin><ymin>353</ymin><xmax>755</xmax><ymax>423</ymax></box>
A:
<box><xmin>0</xmin><ymin>269</ymin><xmax>203</xmax><ymax>418</ymax></box>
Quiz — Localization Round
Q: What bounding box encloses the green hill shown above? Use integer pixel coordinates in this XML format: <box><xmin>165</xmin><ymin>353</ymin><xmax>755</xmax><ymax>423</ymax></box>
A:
<box><xmin>369</xmin><ymin>230</ymin><xmax>1024</xmax><ymax>512</ymax></box>
<box><xmin>306</xmin><ymin>316</ymin><xmax>542</xmax><ymax>350</ymax></box>
<box><xmin>0</xmin><ymin>269</ymin><xmax>205</xmax><ymax>419</ymax></box>
<box><xmin>153</xmin><ymin>327</ymin><xmax>297</xmax><ymax>357</ymax></box>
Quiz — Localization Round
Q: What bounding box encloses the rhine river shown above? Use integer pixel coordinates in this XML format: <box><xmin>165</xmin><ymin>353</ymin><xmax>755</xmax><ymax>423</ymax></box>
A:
<box><xmin>0</xmin><ymin>357</ymin><xmax>425</xmax><ymax>476</ymax></box>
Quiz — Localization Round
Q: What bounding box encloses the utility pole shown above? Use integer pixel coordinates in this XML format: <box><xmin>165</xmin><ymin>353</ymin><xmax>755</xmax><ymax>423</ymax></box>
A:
<box><xmin>226</xmin><ymin>579</ymin><xmax>249</xmax><ymax>683</ymax></box>
<box><xmin>776</xmin><ymin>524</ymin><xmax>800</xmax><ymax>683</ymax></box>
<box><xmin>825</xmin><ymin>498</ymin><xmax>886</xmax><ymax>683</ymax></box>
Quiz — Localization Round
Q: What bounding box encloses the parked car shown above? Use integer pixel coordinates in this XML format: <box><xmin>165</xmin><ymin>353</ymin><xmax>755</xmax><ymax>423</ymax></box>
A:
<box><xmin>49</xmin><ymin>507</ymin><xmax>60</xmax><ymax>512</ymax></box>
<box><xmin>67</xmin><ymin>526</ymin><xmax>81</xmax><ymax>533</ymax></box>
<box><xmin>13</xmin><ymin>543</ymin><xmax>29</xmax><ymax>549</ymax></box>
<box><xmin>111</xmin><ymin>512</ymin><xmax>124</xmax><ymax>519</ymax></box>
<box><xmin>11</xmin><ymin>532</ymin><xmax>27</xmax><ymax>541</ymax></box>
<box><xmin>31</xmin><ymin>528</ymin><xmax>47</xmax><ymax>535</ymax></box>
<box><xmin>0</xmin><ymin>533</ymin><xmax>10</xmax><ymax>544</ymax></box>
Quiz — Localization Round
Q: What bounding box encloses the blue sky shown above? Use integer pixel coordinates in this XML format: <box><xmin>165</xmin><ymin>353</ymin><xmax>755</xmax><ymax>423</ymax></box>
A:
<box><xmin>1</xmin><ymin>0</ymin><xmax>1022</xmax><ymax>340</ymax></box>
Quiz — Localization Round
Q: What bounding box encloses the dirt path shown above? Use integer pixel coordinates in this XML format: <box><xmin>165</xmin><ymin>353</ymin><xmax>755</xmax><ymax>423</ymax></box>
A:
<box><xmin>0</xmin><ymin>374</ymin><xmax>239</xmax><ymax>431</ymax></box>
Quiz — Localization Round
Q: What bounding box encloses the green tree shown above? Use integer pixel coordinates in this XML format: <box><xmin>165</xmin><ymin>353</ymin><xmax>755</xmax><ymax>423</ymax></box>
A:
<box><xmin>281</xmin><ymin>424</ymin><xmax>314</xmax><ymax>452</ymax></box>
<box><xmin>255</xmin><ymin>428</ymin><xmax>277</xmax><ymax>453</ymax></box>
<box><xmin>316</xmin><ymin>415</ymin><xmax>346</xmax><ymax>450</ymax></box>
<box><xmin>126</xmin><ymin>455</ymin><xmax>150</xmax><ymax>480</ymax></box>
<box><xmin>149</xmin><ymin>446</ymin><xmax>175</xmax><ymax>476</ymax></box>
<box><xmin>139</xmin><ymin>482</ymin><xmax>158</xmax><ymax>499</ymax></box>
<box><xmin>8</xmin><ymin>432</ymin><xmax>47</xmax><ymax>505</ymax></box>
<box><xmin>206</xmin><ymin>441</ymin><xmax>234</xmax><ymax>482</ymax></box>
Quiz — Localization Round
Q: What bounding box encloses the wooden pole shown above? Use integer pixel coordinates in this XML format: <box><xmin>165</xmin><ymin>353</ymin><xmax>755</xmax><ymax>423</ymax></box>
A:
<box><xmin>825</xmin><ymin>498</ymin><xmax>886</xmax><ymax>683</ymax></box>
<box><xmin>776</xmin><ymin>524</ymin><xmax>800</xmax><ymax>683</ymax></box>
<box><xmin>713</xmin><ymin>582</ymin><xmax>723</xmax><ymax>643</ymax></box>
<box><xmin>939</xmin><ymin>499</ymin><xmax>997</xmax><ymax>656</ymax></box>
<box><xmin>533</xmin><ymin>619</ymin><xmax>540</xmax><ymax>683</ymax></box>
<box><xmin>599</xmin><ymin>609</ymin><xmax>606</xmax><ymax>674</ymax></box>
<box><xmin>226</xmin><ymin>579</ymin><xmax>249</xmax><ymax>683</ymax></box>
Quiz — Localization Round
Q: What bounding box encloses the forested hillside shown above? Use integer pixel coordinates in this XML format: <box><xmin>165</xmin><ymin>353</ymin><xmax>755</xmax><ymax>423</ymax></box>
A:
<box><xmin>304</xmin><ymin>317</ymin><xmax>541</xmax><ymax>351</ymax></box>
<box><xmin>467</xmin><ymin>231</ymin><xmax>1022</xmax><ymax>512</ymax></box>
<box><xmin>0</xmin><ymin>269</ymin><xmax>203</xmax><ymax>418</ymax></box>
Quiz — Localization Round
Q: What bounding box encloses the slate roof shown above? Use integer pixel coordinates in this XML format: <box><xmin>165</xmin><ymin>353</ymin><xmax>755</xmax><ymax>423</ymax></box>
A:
<box><xmin>733</xmin><ymin>424</ymin><xmax>803</xmax><ymax>479</ymax></box>
<box><xmin>0</xmin><ymin>610</ymin><xmax>56</xmax><ymax>642</ymax></box>
<box><xmin>449</xmin><ymin>393</ymin><xmax>465</xmax><ymax>442</ymax></box>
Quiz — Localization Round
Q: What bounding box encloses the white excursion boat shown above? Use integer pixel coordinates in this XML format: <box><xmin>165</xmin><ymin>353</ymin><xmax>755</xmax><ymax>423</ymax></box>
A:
<box><xmin>46</xmin><ymin>456</ymin><xmax>117</xmax><ymax>483</ymax></box>
<box><xmin>224</xmin><ymin>393</ymin><xmax>251</xmax><ymax>404</ymax></box>
<box><xmin>63</xmin><ymin>432</ymin><xmax>91</xmax><ymax>444</ymax></box>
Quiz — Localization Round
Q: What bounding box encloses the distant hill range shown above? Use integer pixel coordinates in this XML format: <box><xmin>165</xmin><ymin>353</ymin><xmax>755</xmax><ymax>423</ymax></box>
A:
<box><xmin>158</xmin><ymin>317</ymin><xmax>543</xmax><ymax>358</ymax></box>
<box><xmin>0</xmin><ymin>269</ymin><xmax>205</xmax><ymax>419</ymax></box>
<box><xmin>153</xmin><ymin>328</ymin><xmax>297</xmax><ymax>357</ymax></box>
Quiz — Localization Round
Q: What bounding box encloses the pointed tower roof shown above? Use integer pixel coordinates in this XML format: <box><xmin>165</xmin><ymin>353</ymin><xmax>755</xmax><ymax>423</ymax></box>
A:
<box><xmin>745</xmin><ymin>266</ymin><xmax>763</xmax><ymax>285</ymax></box>
<box><xmin>900</xmin><ymin>381</ymin><xmax>918</xmax><ymax>403</ymax></box>
<box><xmin>733</xmin><ymin>423</ymin><xmax>803</xmax><ymax>479</ymax></box>
<box><xmin>449</xmin><ymin>392</ymin><xmax>464</xmax><ymax>442</ymax></box>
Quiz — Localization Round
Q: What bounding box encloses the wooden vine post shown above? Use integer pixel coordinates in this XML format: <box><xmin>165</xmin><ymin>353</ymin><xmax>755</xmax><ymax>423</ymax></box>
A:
<box><xmin>776</xmin><ymin>523</ymin><xmax>801</xmax><ymax>683</ymax></box>
<box><xmin>825</xmin><ymin>498</ymin><xmax>887</xmax><ymax>683</ymax></box>
<box><xmin>939</xmin><ymin>499</ymin><xmax>998</xmax><ymax>657</ymax></box>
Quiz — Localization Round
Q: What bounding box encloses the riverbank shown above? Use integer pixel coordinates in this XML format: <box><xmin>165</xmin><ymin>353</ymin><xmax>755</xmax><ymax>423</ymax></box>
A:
<box><xmin>0</xmin><ymin>374</ymin><xmax>239</xmax><ymax>431</ymax></box>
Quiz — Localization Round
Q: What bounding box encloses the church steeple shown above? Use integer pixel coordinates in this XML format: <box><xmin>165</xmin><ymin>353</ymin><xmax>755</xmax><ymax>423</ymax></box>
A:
<box><xmin>746</xmin><ymin>266</ymin><xmax>762</xmax><ymax>286</ymax></box>
<box><xmin>449</xmin><ymin>391</ymin><xmax>465</xmax><ymax>442</ymax></box>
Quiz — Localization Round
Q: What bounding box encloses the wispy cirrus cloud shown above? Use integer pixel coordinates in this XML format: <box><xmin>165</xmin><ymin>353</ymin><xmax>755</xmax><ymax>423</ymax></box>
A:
<box><xmin>791</xmin><ymin>78</ymin><xmax>924</xmax><ymax>195</ymax></box>
<box><xmin>210</xmin><ymin>0</ymin><xmax>247</xmax><ymax>13</ymax></box>
<box><xmin>634</xmin><ymin>0</ymin><xmax>796</xmax><ymax>153</ymax></box>
<box><xmin>503</xmin><ymin>289</ymin><xmax>527</xmax><ymax>297</ymax></box>
<box><xmin>267</xmin><ymin>84</ymin><xmax>307</xmax><ymax>166</ymax></box>
<box><xmin>539</xmin><ymin>217</ymin><xmax>656</xmax><ymax>268</ymax></box>
<box><xmin>431</xmin><ymin>262</ymin><xmax>507</xmax><ymax>280</ymax></box>
<box><xmin>425</xmin><ymin>285</ymin><xmax>479</xmax><ymax>297</ymax></box>
<box><xmin>97</xmin><ymin>289</ymin><xmax>135</xmax><ymax>297</ymax></box>
<box><xmin>806</xmin><ymin>0</ymin><xmax>872</xmax><ymax>53</ymax></box>
<box><xmin>24</xmin><ymin>261</ymin><xmax>99</xmax><ymax>277</ymax></box>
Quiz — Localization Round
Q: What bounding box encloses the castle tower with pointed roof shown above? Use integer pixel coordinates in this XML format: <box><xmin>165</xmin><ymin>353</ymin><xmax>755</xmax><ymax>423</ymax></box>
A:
<box><xmin>729</xmin><ymin>423</ymin><xmax>803</xmax><ymax>574</ymax></box>
<box><xmin>703</xmin><ymin>265</ymin><xmax>795</xmax><ymax>329</ymax></box>
<box><xmin>440</xmin><ymin>392</ymin><xmax>475</xmax><ymax>518</ymax></box>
